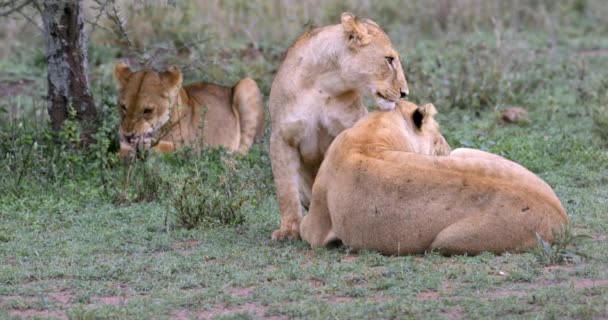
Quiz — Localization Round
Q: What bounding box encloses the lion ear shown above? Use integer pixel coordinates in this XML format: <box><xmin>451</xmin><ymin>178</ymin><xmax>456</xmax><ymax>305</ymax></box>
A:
<box><xmin>421</xmin><ymin>103</ymin><xmax>438</xmax><ymax>118</ymax></box>
<box><xmin>341</xmin><ymin>12</ymin><xmax>371</xmax><ymax>48</ymax></box>
<box><xmin>161</xmin><ymin>65</ymin><xmax>183</xmax><ymax>89</ymax></box>
<box><xmin>413</xmin><ymin>103</ymin><xmax>438</xmax><ymax>130</ymax></box>
<box><xmin>113</xmin><ymin>62</ymin><xmax>132</xmax><ymax>89</ymax></box>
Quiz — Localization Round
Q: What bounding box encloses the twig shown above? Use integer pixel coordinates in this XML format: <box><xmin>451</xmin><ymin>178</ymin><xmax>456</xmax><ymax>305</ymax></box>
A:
<box><xmin>14</xmin><ymin>141</ymin><xmax>34</xmax><ymax>190</ymax></box>
<box><xmin>85</xmin><ymin>17</ymin><xmax>116</xmax><ymax>35</ymax></box>
<box><xmin>89</xmin><ymin>0</ymin><xmax>111</xmax><ymax>33</ymax></box>
<box><xmin>15</xmin><ymin>7</ymin><xmax>43</xmax><ymax>32</ymax></box>
<box><xmin>0</xmin><ymin>0</ymin><xmax>31</xmax><ymax>17</ymax></box>
<box><xmin>106</xmin><ymin>0</ymin><xmax>133</xmax><ymax>48</ymax></box>
<box><xmin>29</xmin><ymin>0</ymin><xmax>40</xmax><ymax>13</ymax></box>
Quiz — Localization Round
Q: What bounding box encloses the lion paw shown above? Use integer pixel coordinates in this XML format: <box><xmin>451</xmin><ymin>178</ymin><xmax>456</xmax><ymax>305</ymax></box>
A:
<box><xmin>271</xmin><ymin>228</ymin><xmax>300</xmax><ymax>241</ymax></box>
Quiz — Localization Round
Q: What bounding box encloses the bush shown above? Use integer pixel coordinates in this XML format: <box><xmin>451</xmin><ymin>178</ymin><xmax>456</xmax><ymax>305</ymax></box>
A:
<box><xmin>172</xmin><ymin>174</ymin><xmax>248</xmax><ymax>229</ymax></box>
<box><xmin>170</xmin><ymin>146</ymin><xmax>272</xmax><ymax>229</ymax></box>
<box><xmin>590</xmin><ymin>79</ymin><xmax>608</xmax><ymax>142</ymax></box>
<box><xmin>593</xmin><ymin>105</ymin><xmax>608</xmax><ymax>142</ymax></box>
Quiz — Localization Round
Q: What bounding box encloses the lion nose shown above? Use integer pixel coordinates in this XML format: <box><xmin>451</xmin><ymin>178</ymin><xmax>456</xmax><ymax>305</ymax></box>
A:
<box><xmin>400</xmin><ymin>89</ymin><xmax>409</xmax><ymax>98</ymax></box>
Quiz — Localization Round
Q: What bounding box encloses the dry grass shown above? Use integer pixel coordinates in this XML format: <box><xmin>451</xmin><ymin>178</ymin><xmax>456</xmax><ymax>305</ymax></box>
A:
<box><xmin>3</xmin><ymin>0</ymin><xmax>608</xmax><ymax>60</ymax></box>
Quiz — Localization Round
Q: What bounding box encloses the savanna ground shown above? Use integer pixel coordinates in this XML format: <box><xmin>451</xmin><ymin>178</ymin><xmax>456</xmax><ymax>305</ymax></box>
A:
<box><xmin>1</xmin><ymin>1</ymin><xmax>608</xmax><ymax>319</ymax></box>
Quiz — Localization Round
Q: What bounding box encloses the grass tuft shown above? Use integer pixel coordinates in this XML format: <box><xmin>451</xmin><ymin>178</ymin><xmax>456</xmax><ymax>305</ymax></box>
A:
<box><xmin>532</xmin><ymin>224</ymin><xmax>592</xmax><ymax>266</ymax></box>
<box><xmin>169</xmin><ymin>147</ymin><xmax>271</xmax><ymax>230</ymax></box>
<box><xmin>593</xmin><ymin>104</ymin><xmax>608</xmax><ymax>142</ymax></box>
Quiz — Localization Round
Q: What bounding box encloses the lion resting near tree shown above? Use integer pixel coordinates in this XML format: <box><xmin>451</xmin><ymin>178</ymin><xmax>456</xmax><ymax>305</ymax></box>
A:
<box><xmin>269</xmin><ymin>12</ymin><xmax>409</xmax><ymax>240</ymax></box>
<box><xmin>300</xmin><ymin>101</ymin><xmax>569</xmax><ymax>255</ymax></box>
<box><xmin>113</xmin><ymin>63</ymin><xmax>265</xmax><ymax>159</ymax></box>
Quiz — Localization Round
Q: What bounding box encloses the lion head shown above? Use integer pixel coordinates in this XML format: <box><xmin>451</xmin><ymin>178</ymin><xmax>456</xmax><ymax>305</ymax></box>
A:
<box><xmin>340</xmin><ymin>12</ymin><xmax>409</xmax><ymax>110</ymax></box>
<box><xmin>113</xmin><ymin>62</ymin><xmax>183</xmax><ymax>148</ymax></box>
<box><xmin>398</xmin><ymin>101</ymin><xmax>451</xmax><ymax>156</ymax></box>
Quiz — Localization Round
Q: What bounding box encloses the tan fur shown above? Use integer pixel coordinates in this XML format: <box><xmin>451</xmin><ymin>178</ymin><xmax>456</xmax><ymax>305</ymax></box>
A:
<box><xmin>300</xmin><ymin>100</ymin><xmax>569</xmax><ymax>255</ymax></box>
<box><xmin>113</xmin><ymin>63</ymin><xmax>265</xmax><ymax>158</ymax></box>
<box><xmin>269</xmin><ymin>12</ymin><xmax>409</xmax><ymax>240</ymax></box>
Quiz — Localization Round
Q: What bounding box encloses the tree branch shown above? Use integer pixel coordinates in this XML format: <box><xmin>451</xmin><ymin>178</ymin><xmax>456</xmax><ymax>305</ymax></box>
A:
<box><xmin>88</xmin><ymin>0</ymin><xmax>111</xmax><ymax>33</ymax></box>
<box><xmin>30</xmin><ymin>0</ymin><xmax>41</xmax><ymax>15</ymax></box>
<box><xmin>16</xmin><ymin>7</ymin><xmax>43</xmax><ymax>32</ymax></box>
<box><xmin>0</xmin><ymin>0</ymin><xmax>32</xmax><ymax>17</ymax></box>
<box><xmin>106</xmin><ymin>0</ymin><xmax>133</xmax><ymax>48</ymax></box>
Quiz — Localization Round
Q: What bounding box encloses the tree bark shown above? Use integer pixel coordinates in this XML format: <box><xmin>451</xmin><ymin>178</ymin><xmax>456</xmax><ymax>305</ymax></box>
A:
<box><xmin>40</xmin><ymin>0</ymin><xmax>96</xmax><ymax>131</ymax></box>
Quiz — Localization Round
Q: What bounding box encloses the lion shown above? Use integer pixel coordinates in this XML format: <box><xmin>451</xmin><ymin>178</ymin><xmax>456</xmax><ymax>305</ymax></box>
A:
<box><xmin>269</xmin><ymin>12</ymin><xmax>409</xmax><ymax>240</ymax></box>
<box><xmin>113</xmin><ymin>63</ymin><xmax>265</xmax><ymax>159</ymax></box>
<box><xmin>300</xmin><ymin>100</ymin><xmax>569</xmax><ymax>255</ymax></box>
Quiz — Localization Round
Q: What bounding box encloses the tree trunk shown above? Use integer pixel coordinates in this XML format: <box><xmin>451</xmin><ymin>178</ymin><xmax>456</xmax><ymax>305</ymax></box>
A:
<box><xmin>40</xmin><ymin>0</ymin><xmax>96</xmax><ymax>131</ymax></box>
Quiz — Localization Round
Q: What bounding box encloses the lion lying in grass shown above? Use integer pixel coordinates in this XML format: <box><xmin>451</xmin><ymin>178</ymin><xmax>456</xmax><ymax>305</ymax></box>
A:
<box><xmin>114</xmin><ymin>63</ymin><xmax>265</xmax><ymax>159</ymax></box>
<box><xmin>300</xmin><ymin>101</ymin><xmax>569</xmax><ymax>255</ymax></box>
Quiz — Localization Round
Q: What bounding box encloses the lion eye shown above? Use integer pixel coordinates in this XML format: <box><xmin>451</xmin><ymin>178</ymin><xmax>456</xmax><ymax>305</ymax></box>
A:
<box><xmin>143</xmin><ymin>108</ymin><xmax>153</xmax><ymax>115</ymax></box>
<box><xmin>385</xmin><ymin>56</ymin><xmax>395</xmax><ymax>65</ymax></box>
<box><xmin>119</xmin><ymin>104</ymin><xmax>127</xmax><ymax>112</ymax></box>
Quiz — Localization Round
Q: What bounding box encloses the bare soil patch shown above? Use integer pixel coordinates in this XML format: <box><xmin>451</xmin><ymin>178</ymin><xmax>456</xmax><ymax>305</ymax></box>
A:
<box><xmin>484</xmin><ymin>278</ymin><xmax>608</xmax><ymax>299</ymax></box>
<box><xmin>443</xmin><ymin>308</ymin><xmax>465</xmax><ymax>320</ymax></box>
<box><xmin>578</xmin><ymin>48</ymin><xmax>608</xmax><ymax>57</ymax></box>
<box><xmin>593</xmin><ymin>234</ymin><xmax>607</xmax><ymax>241</ymax></box>
<box><xmin>309</xmin><ymin>278</ymin><xmax>325</xmax><ymax>287</ymax></box>
<box><xmin>340</xmin><ymin>255</ymin><xmax>357</xmax><ymax>263</ymax></box>
<box><xmin>172</xmin><ymin>302</ymin><xmax>287</xmax><ymax>320</ymax></box>
<box><xmin>10</xmin><ymin>309</ymin><xmax>67</xmax><ymax>320</ymax></box>
<box><xmin>544</xmin><ymin>265</ymin><xmax>576</xmax><ymax>272</ymax></box>
<box><xmin>91</xmin><ymin>295</ymin><xmax>129</xmax><ymax>306</ymax></box>
<box><xmin>50</xmin><ymin>290</ymin><xmax>73</xmax><ymax>305</ymax></box>
<box><xmin>415</xmin><ymin>278</ymin><xmax>608</xmax><ymax>302</ymax></box>
<box><xmin>326</xmin><ymin>296</ymin><xmax>353</xmax><ymax>303</ymax></box>
<box><xmin>228</xmin><ymin>286</ymin><xmax>254</xmax><ymax>298</ymax></box>
<box><xmin>417</xmin><ymin>291</ymin><xmax>440</xmax><ymax>301</ymax></box>
<box><xmin>173</xmin><ymin>239</ymin><xmax>201</xmax><ymax>254</ymax></box>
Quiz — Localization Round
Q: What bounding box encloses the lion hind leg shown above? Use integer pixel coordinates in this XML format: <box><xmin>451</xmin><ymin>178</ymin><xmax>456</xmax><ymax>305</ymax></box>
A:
<box><xmin>429</xmin><ymin>210</ymin><xmax>538</xmax><ymax>255</ymax></box>
<box><xmin>232</xmin><ymin>77</ymin><xmax>265</xmax><ymax>154</ymax></box>
<box><xmin>300</xmin><ymin>183</ymin><xmax>337</xmax><ymax>248</ymax></box>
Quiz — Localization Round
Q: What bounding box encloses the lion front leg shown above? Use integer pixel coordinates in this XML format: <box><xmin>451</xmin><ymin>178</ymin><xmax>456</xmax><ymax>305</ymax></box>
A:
<box><xmin>270</xmin><ymin>132</ymin><xmax>305</xmax><ymax>241</ymax></box>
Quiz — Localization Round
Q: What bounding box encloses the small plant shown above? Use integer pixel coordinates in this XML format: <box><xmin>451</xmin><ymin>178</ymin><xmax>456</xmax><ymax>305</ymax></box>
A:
<box><xmin>170</xmin><ymin>149</ymin><xmax>261</xmax><ymax>229</ymax></box>
<box><xmin>593</xmin><ymin>104</ymin><xmax>608</xmax><ymax>142</ymax></box>
<box><xmin>171</xmin><ymin>175</ymin><xmax>248</xmax><ymax>229</ymax></box>
<box><xmin>115</xmin><ymin>152</ymin><xmax>170</xmax><ymax>203</ymax></box>
<box><xmin>89</xmin><ymin>103</ymin><xmax>120</xmax><ymax>196</ymax></box>
<box><xmin>531</xmin><ymin>224</ymin><xmax>591</xmax><ymax>265</ymax></box>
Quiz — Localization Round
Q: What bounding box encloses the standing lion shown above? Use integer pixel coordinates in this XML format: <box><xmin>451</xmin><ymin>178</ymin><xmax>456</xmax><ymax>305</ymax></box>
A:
<box><xmin>269</xmin><ymin>13</ymin><xmax>409</xmax><ymax>240</ymax></box>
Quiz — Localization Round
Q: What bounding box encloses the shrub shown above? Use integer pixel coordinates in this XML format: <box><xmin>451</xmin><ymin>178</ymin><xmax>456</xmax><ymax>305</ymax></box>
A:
<box><xmin>593</xmin><ymin>105</ymin><xmax>608</xmax><ymax>142</ymax></box>
<box><xmin>170</xmin><ymin>147</ymin><xmax>271</xmax><ymax>229</ymax></box>
<box><xmin>591</xmin><ymin>79</ymin><xmax>608</xmax><ymax>142</ymax></box>
<box><xmin>531</xmin><ymin>224</ymin><xmax>591</xmax><ymax>265</ymax></box>
<box><xmin>171</xmin><ymin>174</ymin><xmax>248</xmax><ymax>229</ymax></box>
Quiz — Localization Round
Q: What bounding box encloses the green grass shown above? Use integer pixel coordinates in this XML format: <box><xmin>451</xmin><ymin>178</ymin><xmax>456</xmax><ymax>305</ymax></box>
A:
<box><xmin>1</xmin><ymin>1</ymin><xmax>608</xmax><ymax>319</ymax></box>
